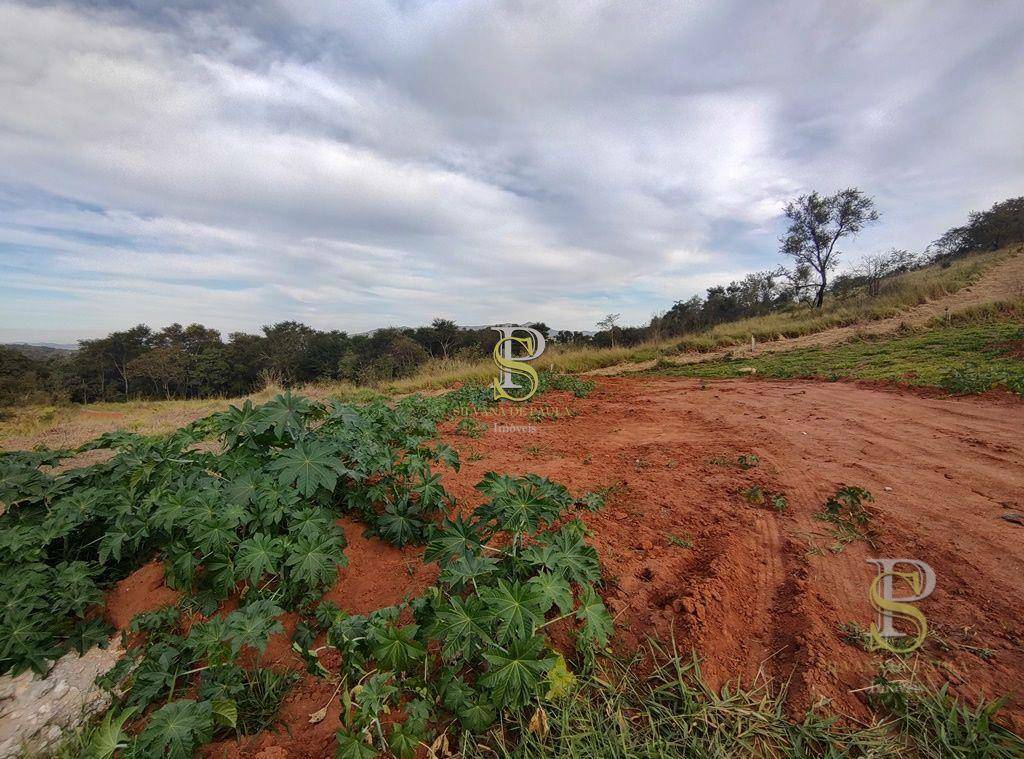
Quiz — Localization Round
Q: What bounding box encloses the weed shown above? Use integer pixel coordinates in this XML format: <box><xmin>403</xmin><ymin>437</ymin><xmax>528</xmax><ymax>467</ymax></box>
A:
<box><xmin>769</xmin><ymin>492</ymin><xmax>788</xmax><ymax>512</ymax></box>
<box><xmin>940</xmin><ymin>365</ymin><xmax>1001</xmax><ymax>395</ymax></box>
<box><xmin>742</xmin><ymin>485</ymin><xmax>764</xmax><ymax>504</ymax></box>
<box><xmin>656</xmin><ymin>306</ymin><xmax>1024</xmax><ymax>396</ymax></box>
<box><xmin>839</xmin><ymin>621</ymin><xmax>873</xmax><ymax>651</ymax></box>
<box><xmin>814</xmin><ymin>485</ymin><xmax>877</xmax><ymax>550</ymax></box>
<box><xmin>525</xmin><ymin>444</ymin><xmax>544</xmax><ymax>457</ymax></box>
<box><xmin>737</xmin><ymin>453</ymin><xmax>760</xmax><ymax>470</ymax></box>
<box><xmin>456</xmin><ymin>416</ymin><xmax>488</xmax><ymax>438</ymax></box>
<box><xmin>576</xmin><ymin>487</ymin><xmax>613</xmax><ymax>512</ymax></box>
<box><xmin>543</xmin><ymin>373</ymin><xmax>596</xmax><ymax>398</ymax></box>
<box><xmin>869</xmin><ymin>664</ymin><xmax>1024</xmax><ymax>757</ymax></box>
<box><xmin>667</xmin><ymin>533</ymin><xmax>693</xmax><ymax>549</ymax></box>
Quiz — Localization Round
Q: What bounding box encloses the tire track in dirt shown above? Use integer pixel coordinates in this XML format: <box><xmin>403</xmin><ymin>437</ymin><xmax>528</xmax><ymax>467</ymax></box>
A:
<box><xmin>438</xmin><ymin>376</ymin><xmax>1024</xmax><ymax>730</ymax></box>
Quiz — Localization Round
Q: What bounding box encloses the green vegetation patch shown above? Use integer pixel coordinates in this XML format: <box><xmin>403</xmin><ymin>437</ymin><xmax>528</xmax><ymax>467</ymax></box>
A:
<box><xmin>651</xmin><ymin>316</ymin><xmax>1024</xmax><ymax>395</ymax></box>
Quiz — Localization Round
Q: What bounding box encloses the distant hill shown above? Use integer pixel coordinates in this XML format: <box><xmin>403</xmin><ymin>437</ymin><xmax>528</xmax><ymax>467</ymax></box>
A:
<box><xmin>2</xmin><ymin>343</ymin><xmax>77</xmax><ymax>359</ymax></box>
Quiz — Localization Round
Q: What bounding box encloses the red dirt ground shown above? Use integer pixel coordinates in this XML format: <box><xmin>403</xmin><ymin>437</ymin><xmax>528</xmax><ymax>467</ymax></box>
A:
<box><xmin>106</xmin><ymin>376</ymin><xmax>1024</xmax><ymax>756</ymax></box>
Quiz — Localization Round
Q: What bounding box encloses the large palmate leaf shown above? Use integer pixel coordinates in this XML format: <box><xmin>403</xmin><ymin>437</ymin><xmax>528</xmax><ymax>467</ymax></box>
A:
<box><xmin>479</xmin><ymin>635</ymin><xmax>556</xmax><ymax>708</ymax></box>
<box><xmin>459</xmin><ymin>698</ymin><xmax>497</xmax><ymax>732</ymax></box>
<box><xmin>213</xmin><ymin>400</ymin><xmax>263</xmax><ymax>449</ymax></box>
<box><xmin>429</xmin><ymin>596</ymin><xmax>491</xmax><ymax>657</ymax></box>
<box><xmin>235</xmin><ymin>533</ymin><xmax>286</xmax><ymax>584</ymax></box>
<box><xmin>370</xmin><ymin>623</ymin><xmax>425</xmax><ymax>671</ymax></box>
<box><xmin>479</xmin><ymin>580</ymin><xmax>546</xmax><ymax>643</ymax></box>
<box><xmin>527</xmin><ymin>571</ymin><xmax>574</xmax><ymax>615</ymax></box>
<box><xmin>285</xmin><ymin>534</ymin><xmax>347</xmax><ymax>590</ymax></box>
<box><xmin>523</xmin><ymin>520</ymin><xmax>601</xmax><ymax>585</ymax></box>
<box><xmin>268</xmin><ymin>441</ymin><xmax>352</xmax><ymax>497</ymax></box>
<box><xmin>423</xmin><ymin>515</ymin><xmax>484</xmax><ymax>566</ymax></box>
<box><xmin>437</xmin><ymin>553</ymin><xmax>498</xmax><ymax>590</ymax></box>
<box><xmin>224</xmin><ymin>600</ymin><xmax>285</xmax><ymax>654</ymax></box>
<box><xmin>375</xmin><ymin>501</ymin><xmax>423</xmax><ymax>547</ymax></box>
<box><xmin>253</xmin><ymin>391</ymin><xmax>316</xmax><ymax>440</ymax></box>
<box><xmin>136</xmin><ymin>699</ymin><xmax>214</xmax><ymax>759</ymax></box>
<box><xmin>473</xmin><ymin>473</ymin><xmax>572</xmax><ymax>536</ymax></box>
<box><xmin>575</xmin><ymin>585</ymin><xmax>613</xmax><ymax>647</ymax></box>
<box><xmin>336</xmin><ymin>730</ymin><xmax>377</xmax><ymax>759</ymax></box>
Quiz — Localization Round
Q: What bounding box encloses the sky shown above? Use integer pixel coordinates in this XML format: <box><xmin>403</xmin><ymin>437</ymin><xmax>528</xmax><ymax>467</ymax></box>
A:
<box><xmin>1</xmin><ymin>1</ymin><xmax>1022</xmax><ymax>344</ymax></box>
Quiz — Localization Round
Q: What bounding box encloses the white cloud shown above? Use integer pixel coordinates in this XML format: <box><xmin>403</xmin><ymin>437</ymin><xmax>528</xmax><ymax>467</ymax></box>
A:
<box><xmin>0</xmin><ymin>0</ymin><xmax>1022</xmax><ymax>341</ymax></box>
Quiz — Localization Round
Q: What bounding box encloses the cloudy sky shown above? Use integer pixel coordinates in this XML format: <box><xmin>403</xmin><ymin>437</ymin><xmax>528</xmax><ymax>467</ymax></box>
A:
<box><xmin>1</xmin><ymin>0</ymin><xmax>1022</xmax><ymax>343</ymax></box>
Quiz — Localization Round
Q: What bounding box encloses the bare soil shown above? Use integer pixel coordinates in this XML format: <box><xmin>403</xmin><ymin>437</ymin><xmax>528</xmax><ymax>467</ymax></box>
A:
<box><xmin>106</xmin><ymin>377</ymin><xmax>1024</xmax><ymax>755</ymax></box>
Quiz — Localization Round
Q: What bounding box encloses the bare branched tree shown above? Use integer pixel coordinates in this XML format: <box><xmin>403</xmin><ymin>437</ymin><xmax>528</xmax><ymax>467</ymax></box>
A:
<box><xmin>780</xmin><ymin>189</ymin><xmax>879</xmax><ymax>308</ymax></box>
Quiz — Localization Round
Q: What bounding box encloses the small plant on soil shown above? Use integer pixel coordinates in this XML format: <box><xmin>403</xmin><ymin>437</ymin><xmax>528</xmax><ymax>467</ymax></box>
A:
<box><xmin>814</xmin><ymin>485</ymin><xmax>877</xmax><ymax>550</ymax></box>
<box><xmin>743</xmin><ymin>486</ymin><xmax>788</xmax><ymax>512</ymax></box>
<box><xmin>455</xmin><ymin>416</ymin><xmax>487</xmax><ymax>438</ymax></box>
<box><xmin>667</xmin><ymin>533</ymin><xmax>693</xmax><ymax>549</ymax></box>
<box><xmin>737</xmin><ymin>453</ymin><xmax>760</xmax><ymax>469</ymax></box>
<box><xmin>576</xmin><ymin>486</ymin><xmax>613</xmax><ymax>512</ymax></box>
<box><xmin>541</xmin><ymin>373</ymin><xmax>596</xmax><ymax>398</ymax></box>
<box><xmin>839</xmin><ymin>621</ymin><xmax>873</xmax><ymax>651</ymax></box>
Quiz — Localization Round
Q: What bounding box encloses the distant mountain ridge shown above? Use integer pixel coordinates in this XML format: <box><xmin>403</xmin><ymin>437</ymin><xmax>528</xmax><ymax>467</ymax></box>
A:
<box><xmin>3</xmin><ymin>343</ymin><xmax>78</xmax><ymax>358</ymax></box>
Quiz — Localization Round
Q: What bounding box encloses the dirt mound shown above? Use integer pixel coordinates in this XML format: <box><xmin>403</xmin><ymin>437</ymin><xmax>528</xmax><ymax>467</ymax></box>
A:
<box><xmin>438</xmin><ymin>378</ymin><xmax>1024</xmax><ymax>729</ymax></box>
<box><xmin>106</xmin><ymin>376</ymin><xmax>1024</xmax><ymax>755</ymax></box>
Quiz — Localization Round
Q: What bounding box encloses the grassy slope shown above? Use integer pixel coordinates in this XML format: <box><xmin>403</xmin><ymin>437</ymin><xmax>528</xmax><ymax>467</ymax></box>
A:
<box><xmin>648</xmin><ymin>302</ymin><xmax>1024</xmax><ymax>395</ymax></box>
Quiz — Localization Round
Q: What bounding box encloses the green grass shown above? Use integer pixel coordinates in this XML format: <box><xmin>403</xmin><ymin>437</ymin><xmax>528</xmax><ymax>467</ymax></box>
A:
<box><xmin>651</xmin><ymin>306</ymin><xmax>1024</xmax><ymax>395</ymax></box>
<box><xmin>461</xmin><ymin>643</ymin><xmax>1023</xmax><ymax>758</ymax></box>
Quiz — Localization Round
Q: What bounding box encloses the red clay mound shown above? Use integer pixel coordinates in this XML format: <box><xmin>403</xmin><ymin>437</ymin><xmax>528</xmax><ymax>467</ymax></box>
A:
<box><xmin>109</xmin><ymin>376</ymin><xmax>1024</xmax><ymax>754</ymax></box>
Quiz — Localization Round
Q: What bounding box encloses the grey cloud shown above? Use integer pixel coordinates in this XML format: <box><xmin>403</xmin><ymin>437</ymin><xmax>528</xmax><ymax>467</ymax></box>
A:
<box><xmin>0</xmin><ymin>0</ymin><xmax>1022</xmax><ymax>341</ymax></box>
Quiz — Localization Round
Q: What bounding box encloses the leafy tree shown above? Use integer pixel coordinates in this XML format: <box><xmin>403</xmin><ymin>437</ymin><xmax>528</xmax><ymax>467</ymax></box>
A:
<box><xmin>780</xmin><ymin>188</ymin><xmax>879</xmax><ymax>307</ymax></box>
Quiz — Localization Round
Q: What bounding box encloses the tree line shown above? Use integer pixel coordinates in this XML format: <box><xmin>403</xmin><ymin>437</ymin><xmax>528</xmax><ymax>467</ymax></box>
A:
<box><xmin>2</xmin><ymin>193</ymin><xmax>1021</xmax><ymax>406</ymax></box>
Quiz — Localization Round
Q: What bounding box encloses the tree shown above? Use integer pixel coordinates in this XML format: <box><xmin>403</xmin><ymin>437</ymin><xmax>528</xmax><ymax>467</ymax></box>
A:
<box><xmin>929</xmin><ymin>196</ymin><xmax>1024</xmax><ymax>259</ymax></box>
<box><xmin>595</xmin><ymin>314</ymin><xmax>621</xmax><ymax>347</ymax></box>
<box><xmin>126</xmin><ymin>347</ymin><xmax>188</xmax><ymax>399</ymax></box>
<box><xmin>429</xmin><ymin>318</ymin><xmax>460</xmax><ymax>360</ymax></box>
<box><xmin>780</xmin><ymin>189</ymin><xmax>879</xmax><ymax>308</ymax></box>
<box><xmin>855</xmin><ymin>248</ymin><xmax>918</xmax><ymax>297</ymax></box>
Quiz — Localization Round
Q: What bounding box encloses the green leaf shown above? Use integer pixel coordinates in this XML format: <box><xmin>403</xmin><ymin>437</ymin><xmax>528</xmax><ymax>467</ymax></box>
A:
<box><xmin>437</xmin><ymin>553</ymin><xmax>498</xmax><ymax>590</ymax></box>
<box><xmin>335</xmin><ymin>730</ymin><xmax>377</xmax><ymax>759</ymax></box>
<box><xmin>85</xmin><ymin>706</ymin><xmax>137</xmax><ymax>759</ymax></box>
<box><xmin>480</xmin><ymin>636</ymin><xmax>555</xmax><ymax>708</ymax></box>
<box><xmin>254</xmin><ymin>391</ymin><xmax>315</xmax><ymax>440</ymax></box>
<box><xmin>214</xmin><ymin>399</ymin><xmax>263</xmax><ymax>448</ymax></box>
<box><xmin>388</xmin><ymin>720</ymin><xmax>423</xmax><ymax>759</ymax></box>
<box><xmin>225</xmin><ymin>600</ymin><xmax>285</xmax><ymax>655</ymax></box>
<box><xmin>423</xmin><ymin>515</ymin><xmax>484</xmax><ymax>565</ymax></box>
<box><xmin>370</xmin><ymin>624</ymin><xmax>425</xmax><ymax>671</ymax></box>
<box><xmin>429</xmin><ymin>596</ymin><xmax>491</xmax><ymax>658</ymax></box>
<box><xmin>286</xmin><ymin>534</ymin><xmax>347</xmax><ymax>592</ymax></box>
<box><xmin>211</xmin><ymin>698</ymin><xmax>238</xmax><ymax>729</ymax></box>
<box><xmin>375</xmin><ymin>503</ymin><xmax>421</xmax><ymax>547</ymax></box>
<box><xmin>459</xmin><ymin>698</ymin><xmax>496</xmax><ymax>732</ymax></box>
<box><xmin>268</xmin><ymin>441</ymin><xmax>350</xmax><ymax>497</ymax></box>
<box><xmin>137</xmin><ymin>699</ymin><xmax>214</xmax><ymax>759</ymax></box>
<box><xmin>528</xmin><ymin>571</ymin><xmax>574</xmax><ymax>615</ymax></box>
<box><xmin>575</xmin><ymin>585</ymin><xmax>613</xmax><ymax>646</ymax></box>
<box><xmin>235</xmin><ymin>533</ymin><xmax>285</xmax><ymax>584</ymax></box>
<box><xmin>479</xmin><ymin>580</ymin><xmax>545</xmax><ymax>643</ymax></box>
<box><xmin>524</xmin><ymin>520</ymin><xmax>601</xmax><ymax>585</ymax></box>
